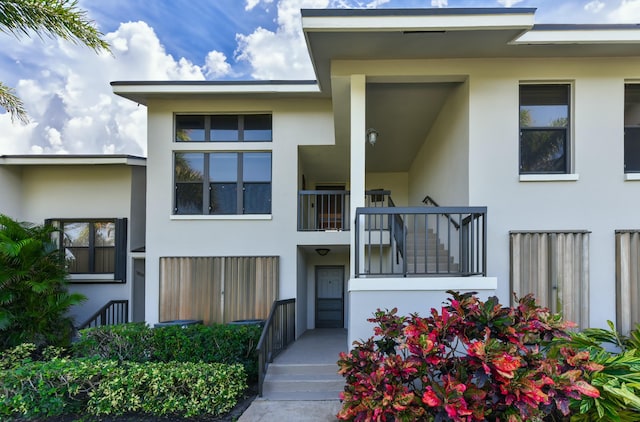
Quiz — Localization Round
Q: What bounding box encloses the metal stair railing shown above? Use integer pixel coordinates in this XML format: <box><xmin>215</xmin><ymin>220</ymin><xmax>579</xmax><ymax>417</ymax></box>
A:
<box><xmin>256</xmin><ymin>298</ymin><xmax>295</xmax><ymax>397</ymax></box>
<box><xmin>78</xmin><ymin>300</ymin><xmax>129</xmax><ymax>330</ymax></box>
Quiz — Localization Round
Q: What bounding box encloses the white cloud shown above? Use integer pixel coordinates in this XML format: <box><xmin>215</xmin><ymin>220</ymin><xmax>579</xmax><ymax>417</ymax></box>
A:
<box><xmin>431</xmin><ymin>0</ymin><xmax>447</xmax><ymax>7</ymax></box>
<box><xmin>245</xmin><ymin>0</ymin><xmax>275</xmax><ymax>11</ymax></box>
<box><xmin>497</xmin><ymin>0</ymin><xmax>524</xmax><ymax>6</ymax></box>
<box><xmin>204</xmin><ymin>51</ymin><xmax>233</xmax><ymax>79</ymax></box>
<box><xmin>235</xmin><ymin>0</ymin><xmax>330</xmax><ymax>80</ymax></box>
<box><xmin>365</xmin><ymin>0</ymin><xmax>391</xmax><ymax>7</ymax></box>
<box><xmin>585</xmin><ymin>0</ymin><xmax>605</xmax><ymax>13</ymax></box>
<box><xmin>0</xmin><ymin>21</ymin><xmax>206</xmax><ymax>156</ymax></box>
<box><xmin>0</xmin><ymin>114</ymin><xmax>37</xmax><ymax>154</ymax></box>
<box><xmin>609</xmin><ymin>0</ymin><xmax>640</xmax><ymax>21</ymax></box>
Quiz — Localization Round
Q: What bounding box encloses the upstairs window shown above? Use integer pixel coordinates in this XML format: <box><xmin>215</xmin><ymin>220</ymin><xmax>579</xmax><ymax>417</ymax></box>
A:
<box><xmin>519</xmin><ymin>84</ymin><xmax>570</xmax><ymax>174</ymax></box>
<box><xmin>48</xmin><ymin>219</ymin><xmax>127</xmax><ymax>282</ymax></box>
<box><xmin>175</xmin><ymin>114</ymin><xmax>272</xmax><ymax>142</ymax></box>
<box><xmin>174</xmin><ymin>152</ymin><xmax>272</xmax><ymax>215</ymax></box>
<box><xmin>624</xmin><ymin>84</ymin><xmax>640</xmax><ymax>173</ymax></box>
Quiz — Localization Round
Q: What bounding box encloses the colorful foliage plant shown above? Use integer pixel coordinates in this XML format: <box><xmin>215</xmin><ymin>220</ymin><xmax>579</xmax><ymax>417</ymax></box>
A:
<box><xmin>337</xmin><ymin>291</ymin><xmax>602</xmax><ymax>421</ymax></box>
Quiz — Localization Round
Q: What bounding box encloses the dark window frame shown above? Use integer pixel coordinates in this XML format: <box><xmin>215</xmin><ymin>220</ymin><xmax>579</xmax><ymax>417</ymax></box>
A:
<box><xmin>175</xmin><ymin>114</ymin><xmax>272</xmax><ymax>142</ymax></box>
<box><xmin>46</xmin><ymin>218</ymin><xmax>127</xmax><ymax>283</ymax></box>
<box><xmin>624</xmin><ymin>84</ymin><xmax>640</xmax><ymax>173</ymax></box>
<box><xmin>174</xmin><ymin>152</ymin><xmax>272</xmax><ymax>215</ymax></box>
<box><xmin>519</xmin><ymin>84</ymin><xmax>571</xmax><ymax>175</ymax></box>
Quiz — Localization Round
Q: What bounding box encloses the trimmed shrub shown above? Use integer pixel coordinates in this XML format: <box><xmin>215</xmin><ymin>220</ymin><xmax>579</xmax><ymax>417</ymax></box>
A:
<box><xmin>71</xmin><ymin>322</ymin><xmax>152</xmax><ymax>362</ymax></box>
<box><xmin>0</xmin><ymin>344</ymin><xmax>246</xmax><ymax>419</ymax></box>
<box><xmin>0</xmin><ymin>355</ymin><xmax>119</xmax><ymax>418</ymax></box>
<box><xmin>89</xmin><ymin>361</ymin><xmax>245</xmax><ymax>417</ymax></box>
<box><xmin>337</xmin><ymin>291</ymin><xmax>602</xmax><ymax>421</ymax></box>
<box><xmin>73</xmin><ymin>322</ymin><xmax>261</xmax><ymax>380</ymax></box>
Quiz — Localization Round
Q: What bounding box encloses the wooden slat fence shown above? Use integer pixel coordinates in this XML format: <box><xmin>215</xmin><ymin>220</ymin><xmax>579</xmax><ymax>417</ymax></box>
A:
<box><xmin>159</xmin><ymin>256</ymin><xmax>278</xmax><ymax>324</ymax></box>
<box><xmin>510</xmin><ymin>231</ymin><xmax>590</xmax><ymax>329</ymax></box>
<box><xmin>616</xmin><ymin>231</ymin><xmax>640</xmax><ymax>334</ymax></box>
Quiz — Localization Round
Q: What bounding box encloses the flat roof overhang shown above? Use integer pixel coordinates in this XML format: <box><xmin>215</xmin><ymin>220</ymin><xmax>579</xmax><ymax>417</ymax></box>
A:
<box><xmin>111</xmin><ymin>80</ymin><xmax>322</xmax><ymax>105</ymax></box>
<box><xmin>302</xmin><ymin>8</ymin><xmax>640</xmax><ymax>93</ymax></box>
<box><xmin>0</xmin><ymin>154</ymin><xmax>146</xmax><ymax>167</ymax></box>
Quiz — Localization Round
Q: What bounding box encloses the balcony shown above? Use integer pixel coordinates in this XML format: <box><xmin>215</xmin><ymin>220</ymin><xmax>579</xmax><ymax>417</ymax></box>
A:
<box><xmin>297</xmin><ymin>190</ymin><xmax>391</xmax><ymax>231</ymax></box>
<box><xmin>355</xmin><ymin>206</ymin><xmax>487</xmax><ymax>277</ymax></box>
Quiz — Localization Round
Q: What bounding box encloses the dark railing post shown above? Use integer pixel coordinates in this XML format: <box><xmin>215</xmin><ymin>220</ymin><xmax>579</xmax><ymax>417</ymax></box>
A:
<box><xmin>257</xmin><ymin>298</ymin><xmax>295</xmax><ymax>397</ymax></box>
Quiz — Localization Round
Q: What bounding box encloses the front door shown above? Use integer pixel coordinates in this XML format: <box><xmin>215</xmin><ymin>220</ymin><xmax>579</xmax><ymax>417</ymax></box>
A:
<box><xmin>315</xmin><ymin>266</ymin><xmax>344</xmax><ymax>328</ymax></box>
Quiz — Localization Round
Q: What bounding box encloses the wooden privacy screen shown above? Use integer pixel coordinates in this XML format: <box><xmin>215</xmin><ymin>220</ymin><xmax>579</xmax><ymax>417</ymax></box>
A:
<box><xmin>159</xmin><ymin>256</ymin><xmax>279</xmax><ymax>325</ymax></box>
<box><xmin>616</xmin><ymin>231</ymin><xmax>640</xmax><ymax>334</ymax></box>
<box><xmin>510</xmin><ymin>231</ymin><xmax>589</xmax><ymax>330</ymax></box>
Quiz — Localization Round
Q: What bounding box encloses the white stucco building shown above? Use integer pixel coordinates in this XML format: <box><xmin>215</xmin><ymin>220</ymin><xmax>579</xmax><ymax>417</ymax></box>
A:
<box><xmin>3</xmin><ymin>7</ymin><xmax>640</xmax><ymax>345</ymax></box>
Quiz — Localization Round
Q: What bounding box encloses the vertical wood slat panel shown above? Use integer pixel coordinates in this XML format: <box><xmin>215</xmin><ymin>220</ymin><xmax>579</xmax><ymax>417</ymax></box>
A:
<box><xmin>617</xmin><ymin>231</ymin><xmax>640</xmax><ymax>334</ymax></box>
<box><xmin>510</xmin><ymin>231</ymin><xmax>589</xmax><ymax>329</ymax></box>
<box><xmin>160</xmin><ymin>256</ymin><xmax>278</xmax><ymax>325</ymax></box>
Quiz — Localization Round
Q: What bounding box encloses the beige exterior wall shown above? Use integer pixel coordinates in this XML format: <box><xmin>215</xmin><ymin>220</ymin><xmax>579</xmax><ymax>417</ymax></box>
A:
<box><xmin>332</xmin><ymin>56</ymin><xmax>640</xmax><ymax>330</ymax></box>
<box><xmin>466</xmin><ymin>57</ymin><xmax>640</xmax><ymax>328</ymax></box>
<box><xmin>144</xmin><ymin>98</ymin><xmax>334</xmax><ymax>326</ymax></box>
<box><xmin>409</xmin><ymin>80</ymin><xmax>470</xmax><ymax>207</ymax></box>
<box><xmin>0</xmin><ymin>163</ymin><xmax>145</xmax><ymax>325</ymax></box>
<box><xmin>366</xmin><ymin>172</ymin><xmax>408</xmax><ymax>206</ymax></box>
<box><xmin>0</xmin><ymin>166</ymin><xmax>23</xmax><ymax>218</ymax></box>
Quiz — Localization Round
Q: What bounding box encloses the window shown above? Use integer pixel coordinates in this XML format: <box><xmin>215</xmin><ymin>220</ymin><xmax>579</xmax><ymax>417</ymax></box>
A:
<box><xmin>625</xmin><ymin>84</ymin><xmax>640</xmax><ymax>173</ymax></box>
<box><xmin>175</xmin><ymin>114</ymin><xmax>272</xmax><ymax>142</ymax></box>
<box><xmin>174</xmin><ymin>152</ymin><xmax>272</xmax><ymax>215</ymax></box>
<box><xmin>48</xmin><ymin>219</ymin><xmax>127</xmax><ymax>282</ymax></box>
<box><xmin>519</xmin><ymin>84</ymin><xmax>570</xmax><ymax>174</ymax></box>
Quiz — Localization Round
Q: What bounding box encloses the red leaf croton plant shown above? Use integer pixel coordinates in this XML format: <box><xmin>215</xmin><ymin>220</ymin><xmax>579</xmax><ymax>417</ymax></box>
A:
<box><xmin>337</xmin><ymin>291</ymin><xmax>602</xmax><ymax>422</ymax></box>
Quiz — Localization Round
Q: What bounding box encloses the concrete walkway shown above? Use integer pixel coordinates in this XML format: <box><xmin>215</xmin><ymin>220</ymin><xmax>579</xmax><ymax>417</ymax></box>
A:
<box><xmin>238</xmin><ymin>329</ymin><xmax>347</xmax><ymax>421</ymax></box>
<box><xmin>237</xmin><ymin>400</ymin><xmax>342</xmax><ymax>421</ymax></box>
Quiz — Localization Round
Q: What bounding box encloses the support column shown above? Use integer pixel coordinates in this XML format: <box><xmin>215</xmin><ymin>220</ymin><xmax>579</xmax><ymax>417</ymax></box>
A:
<box><xmin>349</xmin><ymin>74</ymin><xmax>366</xmax><ymax>281</ymax></box>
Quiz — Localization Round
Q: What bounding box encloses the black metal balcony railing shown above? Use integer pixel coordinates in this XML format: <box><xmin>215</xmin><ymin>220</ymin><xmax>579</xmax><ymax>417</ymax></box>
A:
<box><xmin>297</xmin><ymin>190</ymin><xmax>391</xmax><ymax>231</ymax></box>
<box><xmin>355</xmin><ymin>206</ymin><xmax>487</xmax><ymax>277</ymax></box>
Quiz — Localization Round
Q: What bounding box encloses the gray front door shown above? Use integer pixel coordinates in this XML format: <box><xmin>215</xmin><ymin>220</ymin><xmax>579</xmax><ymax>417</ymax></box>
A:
<box><xmin>315</xmin><ymin>266</ymin><xmax>344</xmax><ymax>328</ymax></box>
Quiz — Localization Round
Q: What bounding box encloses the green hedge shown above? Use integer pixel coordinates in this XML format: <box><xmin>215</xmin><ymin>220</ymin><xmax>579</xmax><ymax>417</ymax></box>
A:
<box><xmin>72</xmin><ymin>322</ymin><xmax>261</xmax><ymax>380</ymax></box>
<box><xmin>0</xmin><ymin>346</ymin><xmax>246</xmax><ymax>419</ymax></box>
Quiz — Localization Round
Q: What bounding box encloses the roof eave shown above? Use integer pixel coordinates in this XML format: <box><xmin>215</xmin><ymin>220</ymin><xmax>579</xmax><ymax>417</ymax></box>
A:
<box><xmin>0</xmin><ymin>155</ymin><xmax>147</xmax><ymax>167</ymax></box>
<box><xmin>110</xmin><ymin>80</ymin><xmax>322</xmax><ymax>105</ymax></box>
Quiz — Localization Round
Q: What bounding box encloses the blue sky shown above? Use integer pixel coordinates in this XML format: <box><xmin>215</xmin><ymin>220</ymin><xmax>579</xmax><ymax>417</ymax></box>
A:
<box><xmin>0</xmin><ymin>0</ymin><xmax>638</xmax><ymax>156</ymax></box>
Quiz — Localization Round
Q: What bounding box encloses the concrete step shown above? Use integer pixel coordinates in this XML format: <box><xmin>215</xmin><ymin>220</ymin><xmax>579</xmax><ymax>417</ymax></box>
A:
<box><xmin>262</xmin><ymin>375</ymin><xmax>344</xmax><ymax>395</ymax></box>
<box><xmin>262</xmin><ymin>363</ymin><xmax>344</xmax><ymax>401</ymax></box>
<box><xmin>263</xmin><ymin>372</ymin><xmax>344</xmax><ymax>388</ymax></box>
<box><xmin>259</xmin><ymin>390</ymin><xmax>343</xmax><ymax>401</ymax></box>
<box><xmin>266</xmin><ymin>363</ymin><xmax>339</xmax><ymax>376</ymax></box>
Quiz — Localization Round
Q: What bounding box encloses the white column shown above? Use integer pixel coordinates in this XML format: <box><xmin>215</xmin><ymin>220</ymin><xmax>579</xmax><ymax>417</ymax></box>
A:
<box><xmin>349</xmin><ymin>75</ymin><xmax>366</xmax><ymax>281</ymax></box>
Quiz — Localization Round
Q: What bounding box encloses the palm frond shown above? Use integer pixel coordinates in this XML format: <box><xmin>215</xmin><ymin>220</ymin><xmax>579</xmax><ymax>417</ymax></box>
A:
<box><xmin>0</xmin><ymin>0</ymin><xmax>110</xmax><ymax>52</ymax></box>
<box><xmin>0</xmin><ymin>82</ymin><xmax>28</xmax><ymax>123</ymax></box>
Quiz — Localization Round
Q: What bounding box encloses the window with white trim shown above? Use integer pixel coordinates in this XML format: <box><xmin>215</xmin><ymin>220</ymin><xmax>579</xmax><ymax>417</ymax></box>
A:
<box><xmin>519</xmin><ymin>84</ymin><xmax>570</xmax><ymax>174</ymax></box>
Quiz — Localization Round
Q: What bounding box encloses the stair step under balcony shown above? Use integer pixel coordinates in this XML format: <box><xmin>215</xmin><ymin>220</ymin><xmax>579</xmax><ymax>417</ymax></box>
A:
<box><xmin>406</xmin><ymin>263</ymin><xmax>460</xmax><ymax>273</ymax></box>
